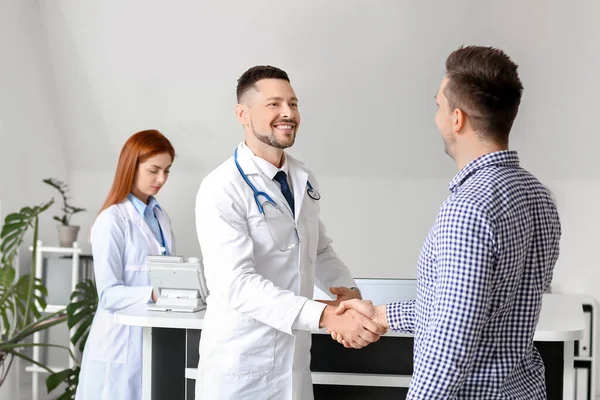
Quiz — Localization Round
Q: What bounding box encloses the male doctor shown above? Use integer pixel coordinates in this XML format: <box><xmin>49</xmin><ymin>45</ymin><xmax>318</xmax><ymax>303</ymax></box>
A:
<box><xmin>194</xmin><ymin>65</ymin><xmax>386</xmax><ymax>399</ymax></box>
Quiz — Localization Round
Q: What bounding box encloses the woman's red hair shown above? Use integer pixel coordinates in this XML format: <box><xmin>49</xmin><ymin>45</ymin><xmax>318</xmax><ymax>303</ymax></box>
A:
<box><xmin>99</xmin><ymin>130</ymin><xmax>175</xmax><ymax>214</ymax></box>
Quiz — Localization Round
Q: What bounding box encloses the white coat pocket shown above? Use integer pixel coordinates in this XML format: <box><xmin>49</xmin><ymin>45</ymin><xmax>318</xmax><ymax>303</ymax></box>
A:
<box><xmin>258</xmin><ymin>202</ymin><xmax>299</xmax><ymax>252</ymax></box>
<box><xmin>224</xmin><ymin>316</ymin><xmax>276</xmax><ymax>378</ymax></box>
<box><xmin>87</xmin><ymin>312</ymin><xmax>129</xmax><ymax>364</ymax></box>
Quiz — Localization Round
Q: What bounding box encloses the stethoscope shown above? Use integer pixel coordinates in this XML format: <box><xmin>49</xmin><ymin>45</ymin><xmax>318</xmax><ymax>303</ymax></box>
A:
<box><xmin>234</xmin><ymin>148</ymin><xmax>320</xmax><ymax>214</ymax></box>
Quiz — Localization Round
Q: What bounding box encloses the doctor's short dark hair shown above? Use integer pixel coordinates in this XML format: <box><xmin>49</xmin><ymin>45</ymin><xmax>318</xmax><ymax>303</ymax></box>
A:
<box><xmin>236</xmin><ymin>65</ymin><xmax>290</xmax><ymax>103</ymax></box>
<box><xmin>444</xmin><ymin>45</ymin><xmax>524</xmax><ymax>145</ymax></box>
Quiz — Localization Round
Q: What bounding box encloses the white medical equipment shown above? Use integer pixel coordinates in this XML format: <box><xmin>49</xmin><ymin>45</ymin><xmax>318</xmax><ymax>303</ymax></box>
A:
<box><xmin>147</xmin><ymin>255</ymin><xmax>209</xmax><ymax>313</ymax></box>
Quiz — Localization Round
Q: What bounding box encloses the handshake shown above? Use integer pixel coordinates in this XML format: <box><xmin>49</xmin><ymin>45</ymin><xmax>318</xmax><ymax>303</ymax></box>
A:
<box><xmin>317</xmin><ymin>287</ymin><xmax>389</xmax><ymax>349</ymax></box>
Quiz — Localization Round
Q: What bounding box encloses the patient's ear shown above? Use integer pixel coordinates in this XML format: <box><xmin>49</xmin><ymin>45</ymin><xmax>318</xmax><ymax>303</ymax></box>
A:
<box><xmin>452</xmin><ymin>107</ymin><xmax>466</xmax><ymax>134</ymax></box>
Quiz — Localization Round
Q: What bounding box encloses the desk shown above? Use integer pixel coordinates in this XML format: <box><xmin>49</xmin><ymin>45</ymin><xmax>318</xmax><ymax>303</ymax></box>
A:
<box><xmin>115</xmin><ymin>294</ymin><xmax>583</xmax><ymax>399</ymax></box>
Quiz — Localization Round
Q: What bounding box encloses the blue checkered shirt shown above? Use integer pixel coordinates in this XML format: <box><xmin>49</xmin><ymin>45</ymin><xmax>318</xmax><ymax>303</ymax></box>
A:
<box><xmin>387</xmin><ymin>151</ymin><xmax>561</xmax><ymax>399</ymax></box>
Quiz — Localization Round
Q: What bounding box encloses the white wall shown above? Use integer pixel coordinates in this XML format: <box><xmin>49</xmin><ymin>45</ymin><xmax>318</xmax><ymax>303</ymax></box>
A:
<box><xmin>23</xmin><ymin>0</ymin><xmax>600</xmax><ymax>395</ymax></box>
<box><xmin>0</xmin><ymin>1</ymin><xmax>69</xmax><ymax>397</ymax></box>
<box><xmin>0</xmin><ymin>0</ymin><xmax>68</xmax><ymax>244</ymax></box>
<box><xmin>37</xmin><ymin>0</ymin><xmax>600</xmax><ymax>268</ymax></box>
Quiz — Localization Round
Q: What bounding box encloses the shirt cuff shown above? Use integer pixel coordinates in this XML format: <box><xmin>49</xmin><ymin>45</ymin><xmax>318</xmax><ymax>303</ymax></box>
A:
<box><xmin>349</xmin><ymin>286</ymin><xmax>362</xmax><ymax>299</ymax></box>
<box><xmin>293</xmin><ymin>299</ymin><xmax>327</xmax><ymax>332</ymax></box>
<box><xmin>147</xmin><ymin>287</ymin><xmax>155</xmax><ymax>304</ymax></box>
<box><xmin>386</xmin><ymin>302</ymin><xmax>403</xmax><ymax>331</ymax></box>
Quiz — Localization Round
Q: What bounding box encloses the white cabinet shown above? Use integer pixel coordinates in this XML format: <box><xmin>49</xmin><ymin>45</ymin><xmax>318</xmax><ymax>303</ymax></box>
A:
<box><xmin>25</xmin><ymin>241</ymin><xmax>92</xmax><ymax>400</ymax></box>
<box><xmin>572</xmin><ymin>295</ymin><xmax>596</xmax><ymax>400</ymax></box>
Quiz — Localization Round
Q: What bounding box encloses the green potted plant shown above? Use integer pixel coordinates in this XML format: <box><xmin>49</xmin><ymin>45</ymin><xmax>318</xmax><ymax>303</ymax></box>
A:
<box><xmin>0</xmin><ymin>200</ymin><xmax>74</xmax><ymax>391</ymax></box>
<box><xmin>43</xmin><ymin>178</ymin><xmax>87</xmax><ymax>247</ymax></box>
<box><xmin>46</xmin><ymin>279</ymin><xmax>98</xmax><ymax>399</ymax></box>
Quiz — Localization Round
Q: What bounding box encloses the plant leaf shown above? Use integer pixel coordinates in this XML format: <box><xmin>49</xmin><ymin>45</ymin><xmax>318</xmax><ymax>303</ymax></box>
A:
<box><xmin>1</xmin><ymin>200</ymin><xmax>54</xmax><ymax>265</ymax></box>
<box><xmin>0</xmin><ymin>342</ymin><xmax>72</xmax><ymax>352</ymax></box>
<box><xmin>46</xmin><ymin>366</ymin><xmax>79</xmax><ymax>399</ymax></box>
<box><xmin>66</xmin><ymin>309</ymin><xmax>89</xmax><ymax>329</ymax></box>
<box><xmin>7</xmin><ymin>349</ymin><xmax>54</xmax><ymax>374</ymax></box>
<box><xmin>0</xmin><ymin>198</ymin><xmax>68</xmax><ymax>386</ymax></box>
<box><xmin>46</xmin><ymin>368</ymin><xmax>74</xmax><ymax>392</ymax></box>
<box><xmin>71</xmin><ymin>318</ymin><xmax>92</xmax><ymax>350</ymax></box>
<box><xmin>10</xmin><ymin>311</ymin><xmax>67</xmax><ymax>343</ymax></box>
<box><xmin>65</xmin><ymin>280</ymin><xmax>97</xmax><ymax>350</ymax></box>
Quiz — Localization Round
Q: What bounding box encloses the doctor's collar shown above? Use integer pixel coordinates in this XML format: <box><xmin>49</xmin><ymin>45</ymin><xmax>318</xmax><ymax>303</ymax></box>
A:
<box><xmin>241</xmin><ymin>142</ymin><xmax>290</xmax><ymax>180</ymax></box>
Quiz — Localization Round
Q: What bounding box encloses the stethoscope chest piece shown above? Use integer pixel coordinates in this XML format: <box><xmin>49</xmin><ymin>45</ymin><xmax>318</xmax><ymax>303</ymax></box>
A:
<box><xmin>307</xmin><ymin>188</ymin><xmax>321</xmax><ymax>200</ymax></box>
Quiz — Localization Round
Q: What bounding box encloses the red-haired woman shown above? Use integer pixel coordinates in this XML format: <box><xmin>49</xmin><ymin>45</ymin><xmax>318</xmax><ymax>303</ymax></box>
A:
<box><xmin>76</xmin><ymin>129</ymin><xmax>176</xmax><ymax>400</ymax></box>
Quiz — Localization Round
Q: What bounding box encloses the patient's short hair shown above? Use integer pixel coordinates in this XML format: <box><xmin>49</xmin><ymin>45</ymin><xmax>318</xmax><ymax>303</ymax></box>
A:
<box><xmin>445</xmin><ymin>46</ymin><xmax>524</xmax><ymax>145</ymax></box>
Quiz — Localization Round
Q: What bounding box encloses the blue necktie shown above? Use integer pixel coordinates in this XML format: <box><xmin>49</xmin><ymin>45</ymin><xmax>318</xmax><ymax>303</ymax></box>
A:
<box><xmin>273</xmin><ymin>171</ymin><xmax>295</xmax><ymax>216</ymax></box>
<box><xmin>144</xmin><ymin>206</ymin><xmax>168</xmax><ymax>254</ymax></box>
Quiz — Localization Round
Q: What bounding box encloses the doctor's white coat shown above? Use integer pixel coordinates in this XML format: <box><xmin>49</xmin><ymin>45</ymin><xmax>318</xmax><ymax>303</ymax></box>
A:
<box><xmin>76</xmin><ymin>199</ymin><xmax>174</xmax><ymax>400</ymax></box>
<box><xmin>194</xmin><ymin>143</ymin><xmax>356</xmax><ymax>400</ymax></box>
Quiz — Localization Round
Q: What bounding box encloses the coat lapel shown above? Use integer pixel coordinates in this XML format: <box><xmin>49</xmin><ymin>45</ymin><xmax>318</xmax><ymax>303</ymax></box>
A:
<box><xmin>120</xmin><ymin>200</ymin><xmax>162</xmax><ymax>253</ymax></box>
<box><xmin>286</xmin><ymin>155</ymin><xmax>309</xmax><ymax>222</ymax></box>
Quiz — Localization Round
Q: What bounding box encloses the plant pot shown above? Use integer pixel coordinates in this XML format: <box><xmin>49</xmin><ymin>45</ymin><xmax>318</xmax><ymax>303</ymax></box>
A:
<box><xmin>57</xmin><ymin>225</ymin><xmax>80</xmax><ymax>247</ymax></box>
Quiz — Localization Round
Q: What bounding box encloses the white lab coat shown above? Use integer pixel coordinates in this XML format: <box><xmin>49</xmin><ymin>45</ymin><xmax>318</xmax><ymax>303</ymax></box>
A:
<box><xmin>76</xmin><ymin>199</ymin><xmax>174</xmax><ymax>400</ymax></box>
<box><xmin>195</xmin><ymin>142</ymin><xmax>356</xmax><ymax>400</ymax></box>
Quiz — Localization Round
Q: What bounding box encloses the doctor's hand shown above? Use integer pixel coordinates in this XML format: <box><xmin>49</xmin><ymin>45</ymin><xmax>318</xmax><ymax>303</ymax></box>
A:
<box><xmin>319</xmin><ymin>305</ymin><xmax>386</xmax><ymax>349</ymax></box>
<box><xmin>315</xmin><ymin>286</ymin><xmax>361</xmax><ymax>306</ymax></box>
<box><xmin>329</xmin><ymin>300</ymin><xmax>389</xmax><ymax>348</ymax></box>
<box><xmin>336</xmin><ymin>299</ymin><xmax>389</xmax><ymax>329</ymax></box>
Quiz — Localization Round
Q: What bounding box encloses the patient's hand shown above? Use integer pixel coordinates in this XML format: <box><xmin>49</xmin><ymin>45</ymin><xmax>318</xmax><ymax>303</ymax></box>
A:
<box><xmin>319</xmin><ymin>305</ymin><xmax>386</xmax><ymax>349</ymax></box>
<box><xmin>328</xmin><ymin>299</ymin><xmax>389</xmax><ymax>348</ymax></box>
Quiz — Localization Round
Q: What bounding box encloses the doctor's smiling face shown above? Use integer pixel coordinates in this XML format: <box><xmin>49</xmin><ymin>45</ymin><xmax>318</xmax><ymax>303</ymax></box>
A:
<box><xmin>236</xmin><ymin>66</ymin><xmax>300</xmax><ymax>152</ymax></box>
<box><xmin>243</xmin><ymin>79</ymin><xmax>300</xmax><ymax>150</ymax></box>
<box><xmin>131</xmin><ymin>152</ymin><xmax>172</xmax><ymax>203</ymax></box>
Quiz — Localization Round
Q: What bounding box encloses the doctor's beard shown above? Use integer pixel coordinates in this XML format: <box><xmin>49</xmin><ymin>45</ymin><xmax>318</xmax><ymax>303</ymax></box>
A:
<box><xmin>250</xmin><ymin>119</ymin><xmax>296</xmax><ymax>149</ymax></box>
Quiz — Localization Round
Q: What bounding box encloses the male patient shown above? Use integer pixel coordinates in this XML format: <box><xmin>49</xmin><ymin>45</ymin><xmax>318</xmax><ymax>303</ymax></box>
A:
<box><xmin>334</xmin><ymin>46</ymin><xmax>561</xmax><ymax>399</ymax></box>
